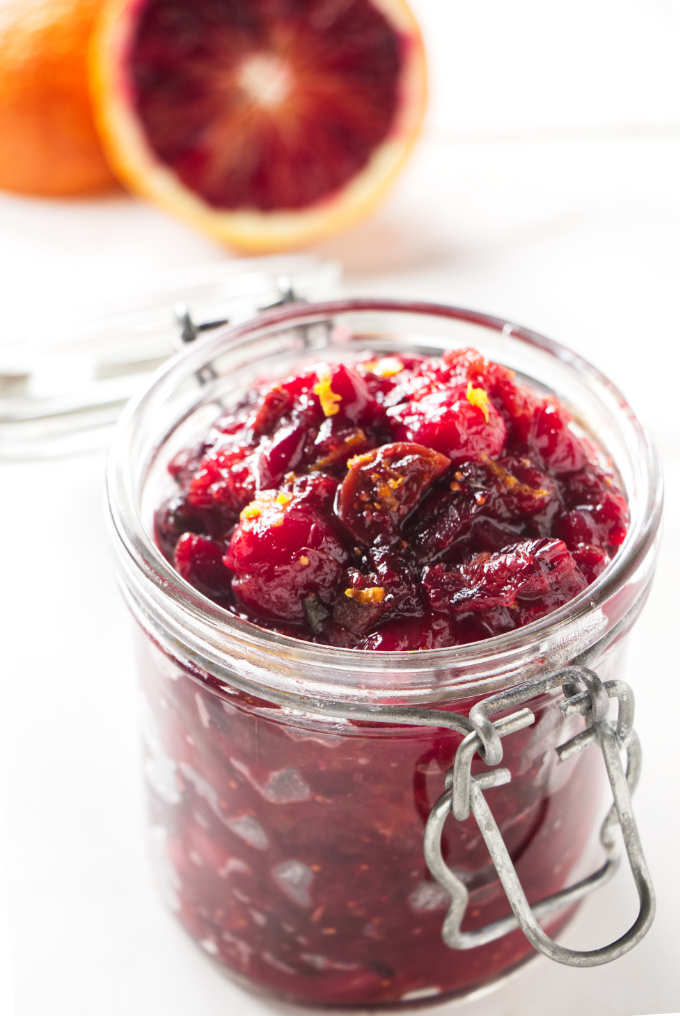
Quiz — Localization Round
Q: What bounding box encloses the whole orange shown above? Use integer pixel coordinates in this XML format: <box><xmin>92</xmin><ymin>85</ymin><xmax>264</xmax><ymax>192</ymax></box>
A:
<box><xmin>0</xmin><ymin>0</ymin><xmax>116</xmax><ymax>196</ymax></box>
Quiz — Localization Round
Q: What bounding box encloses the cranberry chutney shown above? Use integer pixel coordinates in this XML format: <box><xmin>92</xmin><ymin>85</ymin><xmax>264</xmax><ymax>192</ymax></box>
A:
<box><xmin>155</xmin><ymin>347</ymin><xmax>628</xmax><ymax>647</ymax></box>
<box><xmin>110</xmin><ymin>301</ymin><xmax>660</xmax><ymax>1009</ymax></box>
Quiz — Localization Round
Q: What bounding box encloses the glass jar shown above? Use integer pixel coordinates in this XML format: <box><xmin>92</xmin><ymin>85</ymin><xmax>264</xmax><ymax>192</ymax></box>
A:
<box><xmin>107</xmin><ymin>299</ymin><xmax>661</xmax><ymax>1007</ymax></box>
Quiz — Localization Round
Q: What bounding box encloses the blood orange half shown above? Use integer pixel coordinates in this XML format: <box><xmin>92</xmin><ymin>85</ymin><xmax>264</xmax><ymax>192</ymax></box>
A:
<box><xmin>91</xmin><ymin>0</ymin><xmax>427</xmax><ymax>251</ymax></box>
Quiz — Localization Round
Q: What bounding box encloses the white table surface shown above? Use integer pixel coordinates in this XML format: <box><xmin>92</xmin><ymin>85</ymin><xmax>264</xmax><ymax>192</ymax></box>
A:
<box><xmin>2</xmin><ymin>3</ymin><xmax>680</xmax><ymax>1014</ymax></box>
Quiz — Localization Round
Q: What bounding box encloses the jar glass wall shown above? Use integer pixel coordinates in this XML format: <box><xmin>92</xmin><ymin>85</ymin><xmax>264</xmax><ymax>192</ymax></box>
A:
<box><xmin>108</xmin><ymin>301</ymin><xmax>661</xmax><ymax>1007</ymax></box>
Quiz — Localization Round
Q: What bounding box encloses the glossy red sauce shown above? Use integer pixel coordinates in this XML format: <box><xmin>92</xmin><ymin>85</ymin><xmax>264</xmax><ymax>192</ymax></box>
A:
<box><xmin>155</xmin><ymin>348</ymin><xmax>628</xmax><ymax>648</ymax></box>
<box><xmin>140</xmin><ymin>635</ymin><xmax>603</xmax><ymax>1005</ymax></box>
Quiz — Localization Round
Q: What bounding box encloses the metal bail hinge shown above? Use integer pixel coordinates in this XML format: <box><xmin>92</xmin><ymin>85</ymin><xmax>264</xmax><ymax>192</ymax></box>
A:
<box><xmin>173</xmin><ymin>274</ymin><xmax>303</xmax><ymax>350</ymax></box>
<box><xmin>423</xmin><ymin>666</ymin><xmax>656</xmax><ymax>967</ymax></box>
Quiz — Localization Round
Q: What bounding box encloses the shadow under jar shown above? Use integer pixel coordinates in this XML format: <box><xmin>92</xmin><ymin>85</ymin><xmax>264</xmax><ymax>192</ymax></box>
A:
<box><xmin>108</xmin><ymin>300</ymin><xmax>661</xmax><ymax>1008</ymax></box>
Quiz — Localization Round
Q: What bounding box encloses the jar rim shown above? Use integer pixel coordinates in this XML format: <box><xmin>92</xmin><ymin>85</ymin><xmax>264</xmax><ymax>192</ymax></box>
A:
<box><xmin>107</xmin><ymin>298</ymin><xmax>662</xmax><ymax>707</ymax></box>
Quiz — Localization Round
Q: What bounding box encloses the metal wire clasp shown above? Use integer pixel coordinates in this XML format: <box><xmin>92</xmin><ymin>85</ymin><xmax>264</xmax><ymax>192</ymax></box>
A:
<box><xmin>423</xmin><ymin>666</ymin><xmax>655</xmax><ymax>967</ymax></box>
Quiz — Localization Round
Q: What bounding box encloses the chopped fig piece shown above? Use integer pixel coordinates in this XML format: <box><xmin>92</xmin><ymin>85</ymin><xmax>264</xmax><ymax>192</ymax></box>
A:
<box><xmin>335</xmin><ymin>441</ymin><xmax>450</xmax><ymax>544</ymax></box>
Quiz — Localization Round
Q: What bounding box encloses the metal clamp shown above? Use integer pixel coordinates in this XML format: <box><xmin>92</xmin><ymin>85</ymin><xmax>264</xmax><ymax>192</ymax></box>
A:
<box><xmin>173</xmin><ymin>273</ymin><xmax>303</xmax><ymax>383</ymax></box>
<box><xmin>173</xmin><ymin>273</ymin><xmax>301</xmax><ymax>349</ymax></box>
<box><xmin>423</xmin><ymin>666</ymin><xmax>655</xmax><ymax>967</ymax></box>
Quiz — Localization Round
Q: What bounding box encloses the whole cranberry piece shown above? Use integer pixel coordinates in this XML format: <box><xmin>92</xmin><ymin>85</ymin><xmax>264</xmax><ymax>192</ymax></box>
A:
<box><xmin>322</xmin><ymin>363</ymin><xmax>381</xmax><ymax>425</ymax></box>
<box><xmin>557</xmin><ymin>463</ymin><xmax>628</xmax><ymax>552</ymax></box>
<box><xmin>154</xmin><ymin>494</ymin><xmax>202</xmax><ymax>561</ymax></box>
<box><xmin>251</xmin><ymin>419</ymin><xmax>310</xmax><ymax>488</ymax></box>
<box><xmin>571</xmin><ymin>543</ymin><xmax>609</xmax><ymax>584</ymax></box>
<box><xmin>224</xmin><ymin>492</ymin><xmax>348</xmax><ymax>622</ymax></box>
<box><xmin>187</xmin><ymin>444</ymin><xmax>256</xmax><ymax>514</ymax></box>
<box><xmin>388</xmin><ymin>385</ymin><xmax>506</xmax><ymax>462</ymax></box>
<box><xmin>526</xmin><ymin>399</ymin><xmax>587</xmax><ymax>474</ymax></box>
<box><xmin>174</xmin><ymin>533</ymin><xmax>231</xmax><ymax>600</ymax></box>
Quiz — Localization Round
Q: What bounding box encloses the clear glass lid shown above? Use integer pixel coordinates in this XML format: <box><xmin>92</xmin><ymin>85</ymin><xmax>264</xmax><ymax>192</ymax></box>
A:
<box><xmin>0</xmin><ymin>255</ymin><xmax>340</xmax><ymax>460</ymax></box>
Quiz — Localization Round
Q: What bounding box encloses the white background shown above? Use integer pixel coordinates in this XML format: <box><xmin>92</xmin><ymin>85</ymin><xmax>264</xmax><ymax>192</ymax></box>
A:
<box><xmin>2</xmin><ymin>2</ymin><xmax>679</xmax><ymax>1015</ymax></box>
